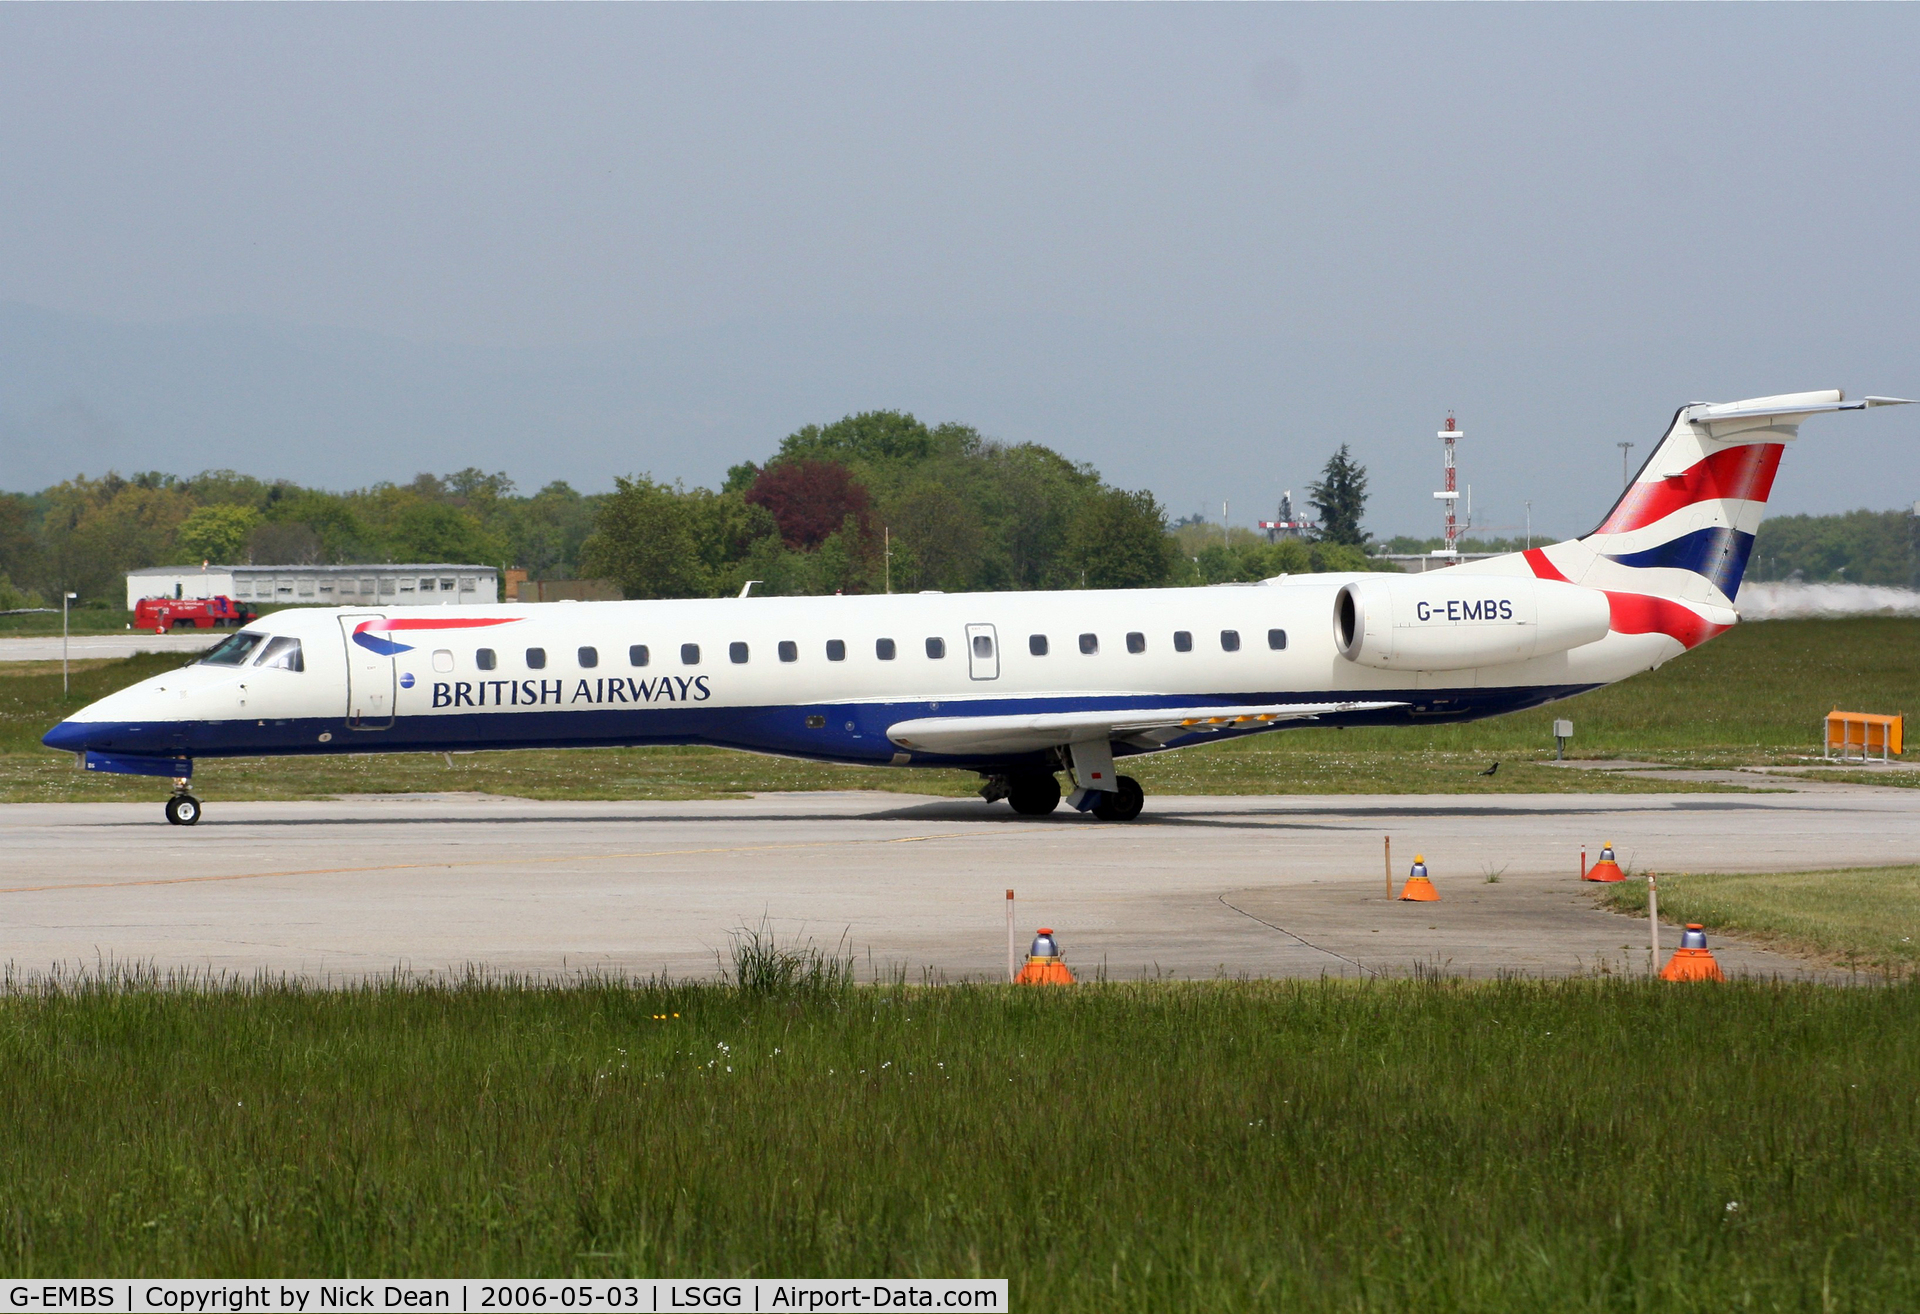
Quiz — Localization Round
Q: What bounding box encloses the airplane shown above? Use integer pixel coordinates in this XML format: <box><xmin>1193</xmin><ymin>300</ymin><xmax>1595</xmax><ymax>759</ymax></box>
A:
<box><xmin>42</xmin><ymin>389</ymin><xmax>1911</xmax><ymax>826</ymax></box>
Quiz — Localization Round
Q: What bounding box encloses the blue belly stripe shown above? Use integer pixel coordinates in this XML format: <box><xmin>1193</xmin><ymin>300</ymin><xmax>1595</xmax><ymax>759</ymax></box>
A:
<box><xmin>46</xmin><ymin>683</ymin><xmax>1602</xmax><ymax>774</ymax></box>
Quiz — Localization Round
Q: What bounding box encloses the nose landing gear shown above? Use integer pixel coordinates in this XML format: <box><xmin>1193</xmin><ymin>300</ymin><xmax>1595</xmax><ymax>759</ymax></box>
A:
<box><xmin>165</xmin><ymin>776</ymin><xmax>202</xmax><ymax>826</ymax></box>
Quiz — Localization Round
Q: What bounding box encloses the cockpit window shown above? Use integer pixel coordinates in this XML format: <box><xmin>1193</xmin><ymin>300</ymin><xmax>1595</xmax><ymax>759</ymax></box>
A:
<box><xmin>198</xmin><ymin>632</ymin><xmax>265</xmax><ymax>666</ymax></box>
<box><xmin>254</xmin><ymin>636</ymin><xmax>304</xmax><ymax>672</ymax></box>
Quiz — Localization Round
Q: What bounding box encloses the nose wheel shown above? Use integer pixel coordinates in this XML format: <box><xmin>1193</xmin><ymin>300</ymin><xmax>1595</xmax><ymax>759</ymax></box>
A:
<box><xmin>165</xmin><ymin>781</ymin><xmax>202</xmax><ymax>826</ymax></box>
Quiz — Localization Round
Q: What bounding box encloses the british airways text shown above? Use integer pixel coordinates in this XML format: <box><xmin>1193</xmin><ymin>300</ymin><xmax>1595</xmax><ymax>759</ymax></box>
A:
<box><xmin>431</xmin><ymin>677</ymin><xmax>712</xmax><ymax>708</ymax></box>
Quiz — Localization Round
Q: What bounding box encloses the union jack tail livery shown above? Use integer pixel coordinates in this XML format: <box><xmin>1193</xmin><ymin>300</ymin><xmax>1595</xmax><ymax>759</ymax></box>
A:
<box><xmin>1508</xmin><ymin>390</ymin><xmax>1913</xmax><ymax>650</ymax></box>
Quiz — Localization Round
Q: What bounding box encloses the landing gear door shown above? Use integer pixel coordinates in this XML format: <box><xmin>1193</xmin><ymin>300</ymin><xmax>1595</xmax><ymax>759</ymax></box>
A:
<box><xmin>965</xmin><ymin>623</ymin><xmax>1000</xmax><ymax>681</ymax></box>
<box><xmin>338</xmin><ymin>613</ymin><xmax>396</xmax><ymax>730</ymax></box>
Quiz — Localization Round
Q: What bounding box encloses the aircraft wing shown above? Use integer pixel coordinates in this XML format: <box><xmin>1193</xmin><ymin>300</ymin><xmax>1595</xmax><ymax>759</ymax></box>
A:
<box><xmin>885</xmin><ymin>700</ymin><xmax>1406</xmax><ymax>756</ymax></box>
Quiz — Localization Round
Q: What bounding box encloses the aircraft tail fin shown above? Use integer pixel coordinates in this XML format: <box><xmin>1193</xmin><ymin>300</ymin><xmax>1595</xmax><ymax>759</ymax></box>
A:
<box><xmin>1495</xmin><ymin>390</ymin><xmax>1910</xmax><ymax>651</ymax></box>
<box><xmin>1568</xmin><ymin>391</ymin><xmax>1907</xmax><ymax>605</ymax></box>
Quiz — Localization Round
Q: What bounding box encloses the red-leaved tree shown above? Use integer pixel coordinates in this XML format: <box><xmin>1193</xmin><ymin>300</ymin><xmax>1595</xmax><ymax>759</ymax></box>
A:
<box><xmin>745</xmin><ymin>459</ymin><xmax>873</xmax><ymax>551</ymax></box>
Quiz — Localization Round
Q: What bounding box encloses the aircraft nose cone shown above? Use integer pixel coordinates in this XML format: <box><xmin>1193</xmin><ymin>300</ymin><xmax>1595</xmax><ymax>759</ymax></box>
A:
<box><xmin>41</xmin><ymin>719</ymin><xmax>93</xmax><ymax>753</ymax></box>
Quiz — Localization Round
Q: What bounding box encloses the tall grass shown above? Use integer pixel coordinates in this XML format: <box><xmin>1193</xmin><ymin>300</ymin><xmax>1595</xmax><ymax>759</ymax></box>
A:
<box><xmin>723</xmin><ymin>920</ymin><xmax>859</xmax><ymax>998</ymax></box>
<box><xmin>1600</xmin><ymin>865</ymin><xmax>1920</xmax><ymax>972</ymax></box>
<box><xmin>2</xmin><ymin>974</ymin><xmax>1918</xmax><ymax>1308</ymax></box>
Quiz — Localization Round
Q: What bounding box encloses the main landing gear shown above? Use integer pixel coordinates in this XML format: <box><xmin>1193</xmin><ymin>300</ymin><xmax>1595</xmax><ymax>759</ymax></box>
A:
<box><xmin>1007</xmin><ymin>772</ymin><xmax>1062</xmax><ymax>816</ymax></box>
<box><xmin>165</xmin><ymin>776</ymin><xmax>202</xmax><ymax>826</ymax></box>
<box><xmin>983</xmin><ymin>771</ymin><xmax>1144</xmax><ymax>821</ymax></box>
<box><xmin>1091</xmin><ymin>774</ymin><xmax>1144</xmax><ymax>822</ymax></box>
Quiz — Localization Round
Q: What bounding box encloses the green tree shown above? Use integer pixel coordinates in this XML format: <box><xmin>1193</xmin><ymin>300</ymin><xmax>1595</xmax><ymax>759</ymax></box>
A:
<box><xmin>265</xmin><ymin>490</ymin><xmax>370</xmax><ymax>563</ymax></box>
<box><xmin>777</xmin><ymin>411</ymin><xmax>938</xmax><ymax>468</ymax></box>
<box><xmin>579</xmin><ymin>476</ymin><xmax>709</xmax><ymax>599</ymax></box>
<box><xmin>182</xmin><ymin>469</ymin><xmax>273</xmax><ymax>510</ymax></box>
<box><xmin>1751</xmin><ymin>509</ymin><xmax>1916</xmax><ymax>586</ymax></box>
<box><xmin>386</xmin><ymin>502</ymin><xmax>505</xmax><ymax>564</ymax></box>
<box><xmin>174</xmin><ymin>505</ymin><xmax>263</xmax><ymax>563</ymax></box>
<box><xmin>38</xmin><ymin>475</ymin><xmax>196</xmax><ymax>601</ymax></box>
<box><xmin>1309</xmin><ymin>444</ymin><xmax>1369</xmax><ymax>547</ymax></box>
<box><xmin>506</xmin><ymin>481</ymin><xmax>601</xmax><ymax>579</ymax></box>
<box><xmin>1066</xmin><ymin>488</ymin><xmax>1175</xmax><ymax>589</ymax></box>
<box><xmin>0</xmin><ymin>494</ymin><xmax>41</xmax><ymax>592</ymax></box>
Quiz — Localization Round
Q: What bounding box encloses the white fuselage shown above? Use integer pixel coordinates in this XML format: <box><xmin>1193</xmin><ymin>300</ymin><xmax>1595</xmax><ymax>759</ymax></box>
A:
<box><xmin>45</xmin><ymin>571</ymin><xmax>1678</xmax><ymax>777</ymax></box>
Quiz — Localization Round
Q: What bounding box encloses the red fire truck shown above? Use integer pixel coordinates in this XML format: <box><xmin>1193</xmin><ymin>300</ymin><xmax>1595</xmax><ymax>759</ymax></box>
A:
<box><xmin>133</xmin><ymin>595</ymin><xmax>258</xmax><ymax>634</ymax></box>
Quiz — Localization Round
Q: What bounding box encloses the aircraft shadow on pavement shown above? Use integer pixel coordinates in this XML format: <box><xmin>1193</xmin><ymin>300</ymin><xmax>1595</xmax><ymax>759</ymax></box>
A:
<box><xmin>42</xmin><ymin>795</ymin><xmax>1832</xmax><ymax>832</ymax></box>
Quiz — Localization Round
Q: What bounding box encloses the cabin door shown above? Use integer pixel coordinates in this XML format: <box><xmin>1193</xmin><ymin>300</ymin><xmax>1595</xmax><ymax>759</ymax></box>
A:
<box><xmin>338</xmin><ymin>613</ymin><xmax>396</xmax><ymax>730</ymax></box>
<box><xmin>965</xmin><ymin>623</ymin><xmax>1000</xmax><ymax>680</ymax></box>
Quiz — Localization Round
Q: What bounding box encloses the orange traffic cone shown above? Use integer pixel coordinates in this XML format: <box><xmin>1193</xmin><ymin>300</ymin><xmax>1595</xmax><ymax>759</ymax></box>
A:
<box><xmin>1584</xmin><ymin>842</ymin><xmax>1625</xmax><ymax>883</ymax></box>
<box><xmin>1659</xmin><ymin>924</ymin><xmax>1725</xmax><ymax>981</ymax></box>
<box><xmin>1398</xmin><ymin>855</ymin><xmax>1440</xmax><ymax>902</ymax></box>
<box><xmin>1013</xmin><ymin>928</ymin><xmax>1076</xmax><ymax>985</ymax></box>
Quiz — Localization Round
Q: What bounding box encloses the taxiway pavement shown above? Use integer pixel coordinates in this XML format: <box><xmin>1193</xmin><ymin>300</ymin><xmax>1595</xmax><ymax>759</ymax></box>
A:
<box><xmin>0</xmin><ymin>633</ymin><xmax>218</xmax><ymax>663</ymax></box>
<box><xmin>5</xmin><ymin>788</ymin><xmax>1913</xmax><ymax>983</ymax></box>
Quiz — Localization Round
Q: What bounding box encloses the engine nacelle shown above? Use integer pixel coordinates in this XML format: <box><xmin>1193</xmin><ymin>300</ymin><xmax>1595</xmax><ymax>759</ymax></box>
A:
<box><xmin>1333</xmin><ymin>574</ymin><xmax>1611</xmax><ymax>672</ymax></box>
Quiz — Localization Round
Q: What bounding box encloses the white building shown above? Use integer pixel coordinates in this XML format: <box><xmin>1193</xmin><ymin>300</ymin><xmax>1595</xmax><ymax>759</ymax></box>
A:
<box><xmin>125</xmin><ymin>564</ymin><xmax>500</xmax><ymax>611</ymax></box>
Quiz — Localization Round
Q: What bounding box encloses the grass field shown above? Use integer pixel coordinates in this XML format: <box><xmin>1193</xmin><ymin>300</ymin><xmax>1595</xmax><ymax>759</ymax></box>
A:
<box><xmin>2</xmin><ymin>971</ymin><xmax>1917</xmax><ymax>1308</ymax></box>
<box><xmin>2</xmin><ymin>617</ymin><xmax>1914</xmax><ymax>803</ymax></box>
<box><xmin>1598</xmin><ymin>864</ymin><xmax>1920</xmax><ymax>973</ymax></box>
<box><xmin>0</xmin><ymin>607</ymin><xmax>142</xmax><ymax>635</ymax></box>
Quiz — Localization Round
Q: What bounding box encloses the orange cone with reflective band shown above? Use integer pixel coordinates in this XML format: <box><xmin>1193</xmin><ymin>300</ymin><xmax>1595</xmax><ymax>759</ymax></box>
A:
<box><xmin>1584</xmin><ymin>842</ymin><xmax>1625</xmax><ymax>883</ymax></box>
<box><xmin>1398</xmin><ymin>855</ymin><xmax>1440</xmax><ymax>902</ymax></box>
<box><xmin>1014</xmin><ymin>928</ymin><xmax>1076</xmax><ymax>985</ymax></box>
<box><xmin>1659</xmin><ymin>924</ymin><xmax>1725</xmax><ymax>982</ymax></box>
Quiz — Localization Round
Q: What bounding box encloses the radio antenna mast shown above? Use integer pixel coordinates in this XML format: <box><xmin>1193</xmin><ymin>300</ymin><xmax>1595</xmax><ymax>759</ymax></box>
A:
<box><xmin>1433</xmin><ymin>414</ymin><xmax>1463</xmax><ymax>562</ymax></box>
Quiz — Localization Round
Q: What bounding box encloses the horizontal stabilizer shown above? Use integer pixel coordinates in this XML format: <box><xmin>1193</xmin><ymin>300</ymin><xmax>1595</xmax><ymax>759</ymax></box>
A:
<box><xmin>887</xmin><ymin>700</ymin><xmax>1406</xmax><ymax>756</ymax></box>
<box><xmin>1683</xmin><ymin>391</ymin><xmax>1913</xmax><ymax>429</ymax></box>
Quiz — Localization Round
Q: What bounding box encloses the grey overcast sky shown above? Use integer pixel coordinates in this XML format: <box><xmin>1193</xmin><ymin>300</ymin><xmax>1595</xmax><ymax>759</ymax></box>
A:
<box><xmin>2</xmin><ymin>3</ymin><xmax>1917</xmax><ymax>539</ymax></box>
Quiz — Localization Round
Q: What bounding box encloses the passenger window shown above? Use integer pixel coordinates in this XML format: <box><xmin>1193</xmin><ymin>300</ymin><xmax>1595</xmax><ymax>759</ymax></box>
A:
<box><xmin>1126</xmin><ymin>632</ymin><xmax>1146</xmax><ymax>654</ymax></box>
<box><xmin>1268</xmin><ymin>628</ymin><xmax>1288</xmax><ymax>651</ymax></box>
<box><xmin>476</xmin><ymin>648</ymin><xmax>497</xmax><ymax>671</ymax></box>
<box><xmin>973</xmin><ymin>634</ymin><xmax>994</xmax><ymax>658</ymax></box>
<box><xmin>1079</xmin><ymin>633</ymin><xmax>1098</xmax><ymax>655</ymax></box>
<box><xmin>779</xmin><ymin>640</ymin><xmax>798</xmax><ymax>663</ymax></box>
<box><xmin>431</xmin><ymin>649</ymin><xmax>454</xmax><ymax>674</ymax></box>
<box><xmin>254</xmin><ymin>636</ymin><xmax>305</xmax><ymax>672</ymax></box>
<box><xmin>730</xmin><ymin>642</ymin><xmax>749</xmax><ymax>664</ymax></box>
<box><xmin>1029</xmin><ymin>634</ymin><xmax>1049</xmax><ymax>656</ymax></box>
<box><xmin>1221</xmin><ymin>630</ymin><xmax>1241</xmax><ymax>652</ymax></box>
<box><xmin>681</xmin><ymin>643</ymin><xmax>701</xmax><ymax>666</ymax></box>
<box><xmin>628</xmin><ymin>644</ymin><xmax>649</xmax><ymax>667</ymax></box>
<box><xmin>578</xmin><ymin>646</ymin><xmax>598</xmax><ymax>668</ymax></box>
<box><xmin>1173</xmin><ymin>631</ymin><xmax>1193</xmax><ymax>653</ymax></box>
<box><xmin>526</xmin><ymin>648</ymin><xmax>547</xmax><ymax>669</ymax></box>
<box><xmin>925</xmin><ymin>637</ymin><xmax>945</xmax><ymax>659</ymax></box>
<box><xmin>876</xmin><ymin>638</ymin><xmax>897</xmax><ymax>661</ymax></box>
<box><xmin>827</xmin><ymin>639</ymin><xmax>846</xmax><ymax>662</ymax></box>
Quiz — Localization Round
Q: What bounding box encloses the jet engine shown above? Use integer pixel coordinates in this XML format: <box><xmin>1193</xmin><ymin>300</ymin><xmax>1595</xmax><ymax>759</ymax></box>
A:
<box><xmin>1333</xmin><ymin>574</ymin><xmax>1610</xmax><ymax>672</ymax></box>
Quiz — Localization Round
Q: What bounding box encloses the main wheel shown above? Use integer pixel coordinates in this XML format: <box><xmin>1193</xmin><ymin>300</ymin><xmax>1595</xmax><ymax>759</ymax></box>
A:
<box><xmin>1092</xmin><ymin>775</ymin><xmax>1144</xmax><ymax>822</ymax></box>
<box><xmin>165</xmin><ymin>794</ymin><xmax>202</xmax><ymax>826</ymax></box>
<box><xmin>1007</xmin><ymin>773</ymin><xmax>1062</xmax><ymax>816</ymax></box>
